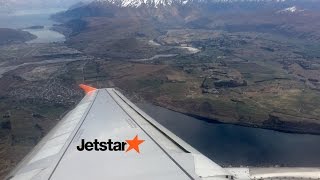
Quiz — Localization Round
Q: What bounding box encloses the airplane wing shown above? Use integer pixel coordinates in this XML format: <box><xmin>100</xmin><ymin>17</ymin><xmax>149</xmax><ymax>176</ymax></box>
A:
<box><xmin>6</xmin><ymin>85</ymin><xmax>320</xmax><ymax>180</ymax></box>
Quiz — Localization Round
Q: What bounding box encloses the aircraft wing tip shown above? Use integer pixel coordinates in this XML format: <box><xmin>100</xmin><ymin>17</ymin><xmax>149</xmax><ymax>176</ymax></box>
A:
<box><xmin>79</xmin><ymin>84</ymin><xmax>97</xmax><ymax>94</ymax></box>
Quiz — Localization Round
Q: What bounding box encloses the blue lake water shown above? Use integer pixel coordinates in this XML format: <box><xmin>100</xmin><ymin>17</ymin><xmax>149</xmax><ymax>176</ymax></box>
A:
<box><xmin>138</xmin><ymin>103</ymin><xmax>320</xmax><ymax>167</ymax></box>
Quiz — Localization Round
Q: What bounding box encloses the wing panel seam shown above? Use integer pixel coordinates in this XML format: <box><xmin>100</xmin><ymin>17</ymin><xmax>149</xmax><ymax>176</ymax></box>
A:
<box><xmin>106</xmin><ymin>89</ymin><xmax>196</xmax><ymax>180</ymax></box>
<box><xmin>112</xmin><ymin>89</ymin><xmax>191</xmax><ymax>153</ymax></box>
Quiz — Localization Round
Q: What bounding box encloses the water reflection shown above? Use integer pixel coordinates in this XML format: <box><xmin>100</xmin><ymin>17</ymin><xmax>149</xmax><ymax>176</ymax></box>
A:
<box><xmin>138</xmin><ymin>103</ymin><xmax>320</xmax><ymax>167</ymax></box>
<box><xmin>24</xmin><ymin>27</ymin><xmax>65</xmax><ymax>43</ymax></box>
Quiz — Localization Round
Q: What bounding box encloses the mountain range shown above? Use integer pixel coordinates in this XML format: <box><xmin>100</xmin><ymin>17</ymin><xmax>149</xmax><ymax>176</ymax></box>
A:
<box><xmin>53</xmin><ymin>0</ymin><xmax>320</xmax><ymax>34</ymax></box>
<box><xmin>94</xmin><ymin>0</ymin><xmax>313</xmax><ymax>8</ymax></box>
<box><xmin>74</xmin><ymin>0</ymin><xmax>320</xmax><ymax>9</ymax></box>
<box><xmin>54</xmin><ymin>0</ymin><xmax>320</xmax><ymax>20</ymax></box>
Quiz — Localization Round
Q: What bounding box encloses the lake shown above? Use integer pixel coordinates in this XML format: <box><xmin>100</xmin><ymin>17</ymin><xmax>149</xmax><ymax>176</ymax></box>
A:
<box><xmin>0</xmin><ymin>9</ymin><xmax>66</xmax><ymax>43</ymax></box>
<box><xmin>24</xmin><ymin>27</ymin><xmax>65</xmax><ymax>43</ymax></box>
<box><xmin>138</xmin><ymin>103</ymin><xmax>320</xmax><ymax>167</ymax></box>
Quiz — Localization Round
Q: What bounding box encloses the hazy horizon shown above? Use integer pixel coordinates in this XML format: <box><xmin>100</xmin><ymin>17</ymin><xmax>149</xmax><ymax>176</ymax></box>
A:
<box><xmin>0</xmin><ymin>0</ymin><xmax>92</xmax><ymax>12</ymax></box>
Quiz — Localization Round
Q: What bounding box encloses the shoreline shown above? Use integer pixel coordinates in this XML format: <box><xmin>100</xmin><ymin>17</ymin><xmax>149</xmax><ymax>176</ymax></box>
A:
<box><xmin>147</xmin><ymin>103</ymin><xmax>320</xmax><ymax>136</ymax></box>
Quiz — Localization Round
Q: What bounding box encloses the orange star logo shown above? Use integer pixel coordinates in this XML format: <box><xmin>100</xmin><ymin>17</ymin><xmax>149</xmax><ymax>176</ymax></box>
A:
<box><xmin>125</xmin><ymin>135</ymin><xmax>145</xmax><ymax>153</ymax></box>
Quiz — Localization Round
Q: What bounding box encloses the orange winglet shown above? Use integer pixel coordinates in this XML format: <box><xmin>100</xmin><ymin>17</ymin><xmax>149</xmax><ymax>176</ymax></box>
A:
<box><xmin>79</xmin><ymin>84</ymin><xmax>97</xmax><ymax>94</ymax></box>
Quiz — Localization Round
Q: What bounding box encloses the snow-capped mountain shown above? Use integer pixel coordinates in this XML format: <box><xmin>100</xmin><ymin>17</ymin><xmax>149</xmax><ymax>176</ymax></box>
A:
<box><xmin>95</xmin><ymin>0</ymin><xmax>291</xmax><ymax>8</ymax></box>
<box><xmin>96</xmin><ymin>0</ymin><xmax>185</xmax><ymax>7</ymax></box>
<box><xmin>53</xmin><ymin>0</ymin><xmax>320</xmax><ymax>24</ymax></box>
<box><xmin>51</xmin><ymin>0</ymin><xmax>320</xmax><ymax>43</ymax></box>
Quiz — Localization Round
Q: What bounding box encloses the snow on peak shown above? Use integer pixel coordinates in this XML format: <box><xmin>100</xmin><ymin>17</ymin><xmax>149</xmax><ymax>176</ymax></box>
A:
<box><xmin>283</xmin><ymin>6</ymin><xmax>297</xmax><ymax>12</ymax></box>
<box><xmin>97</xmin><ymin>0</ymin><xmax>189</xmax><ymax>7</ymax></box>
<box><xmin>278</xmin><ymin>6</ymin><xmax>304</xmax><ymax>13</ymax></box>
<box><xmin>96</xmin><ymin>0</ymin><xmax>292</xmax><ymax>8</ymax></box>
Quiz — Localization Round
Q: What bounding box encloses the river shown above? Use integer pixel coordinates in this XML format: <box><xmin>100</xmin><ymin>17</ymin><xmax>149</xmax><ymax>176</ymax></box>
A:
<box><xmin>138</xmin><ymin>103</ymin><xmax>320</xmax><ymax>167</ymax></box>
